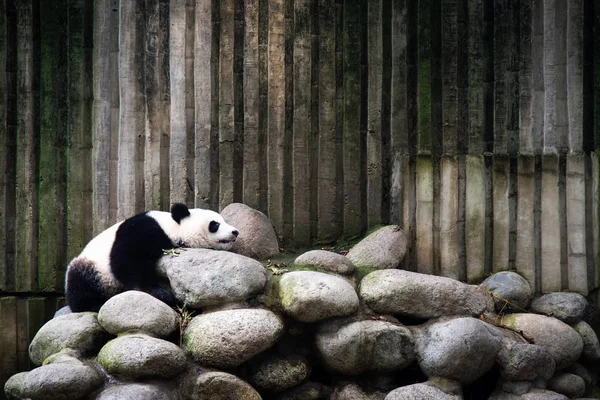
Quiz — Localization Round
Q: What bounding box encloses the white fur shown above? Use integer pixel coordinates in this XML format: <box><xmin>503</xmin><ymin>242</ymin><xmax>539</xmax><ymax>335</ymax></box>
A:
<box><xmin>180</xmin><ymin>208</ymin><xmax>239</xmax><ymax>250</ymax></box>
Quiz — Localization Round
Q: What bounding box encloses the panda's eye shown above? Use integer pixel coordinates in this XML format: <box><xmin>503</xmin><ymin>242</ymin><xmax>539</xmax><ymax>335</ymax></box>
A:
<box><xmin>208</xmin><ymin>221</ymin><xmax>220</xmax><ymax>233</ymax></box>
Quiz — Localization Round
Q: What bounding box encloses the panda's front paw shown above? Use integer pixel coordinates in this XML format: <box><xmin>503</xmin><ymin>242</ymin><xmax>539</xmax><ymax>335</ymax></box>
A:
<box><xmin>162</xmin><ymin>248</ymin><xmax>180</xmax><ymax>257</ymax></box>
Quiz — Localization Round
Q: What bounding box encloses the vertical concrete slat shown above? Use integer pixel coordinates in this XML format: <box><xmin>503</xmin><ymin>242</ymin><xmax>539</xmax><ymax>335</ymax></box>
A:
<box><xmin>0</xmin><ymin>297</ymin><xmax>17</xmax><ymax>390</ymax></box>
<box><xmin>531</xmin><ymin>0</ymin><xmax>545</xmax><ymax>154</ymax></box>
<box><xmin>440</xmin><ymin>156</ymin><xmax>458</xmax><ymax>279</ymax></box>
<box><xmin>416</xmin><ymin>156</ymin><xmax>433</xmax><ymax>275</ymax></box>
<box><xmin>493</xmin><ymin>156</ymin><xmax>510</xmax><ymax>272</ymax></box>
<box><xmin>541</xmin><ymin>155</ymin><xmax>561</xmax><ymax>293</ymax></box>
<box><xmin>516</xmin><ymin>156</ymin><xmax>536</xmax><ymax>290</ymax></box>
<box><xmin>467</xmin><ymin>0</ymin><xmax>484</xmax><ymax>154</ymax></box>
<box><xmin>417</xmin><ymin>0</ymin><xmax>431</xmax><ymax>155</ymax></box>
<box><xmin>566</xmin><ymin>154</ymin><xmax>587</xmax><ymax>294</ymax></box>
<box><xmin>519</xmin><ymin>0</ymin><xmax>533</xmax><ymax>154</ymax></box>
<box><xmin>543</xmin><ymin>0</ymin><xmax>557</xmax><ymax>153</ymax></box>
<box><xmin>441</xmin><ymin>0</ymin><xmax>457</xmax><ymax>155</ymax></box>
<box><xmin>465</xmin><ymin>155</ymin><xmax>485</xmax><ymax>282</ymax></box>
<box><xmin>0</xmin><ymin>0</ymin><xmax>6</xmax><ymax>291</ymax></box>
<box><xmin>567</xmin><ymin>0</ymin><xmax>583</xmax><ymax>153</ymax></box>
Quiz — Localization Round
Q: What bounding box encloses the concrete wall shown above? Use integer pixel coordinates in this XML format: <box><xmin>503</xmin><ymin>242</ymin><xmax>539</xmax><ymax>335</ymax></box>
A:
<box><xmin>0</xmin><ymin>0</ymin><xmax>600</xmax><ymax>394</ymax></box>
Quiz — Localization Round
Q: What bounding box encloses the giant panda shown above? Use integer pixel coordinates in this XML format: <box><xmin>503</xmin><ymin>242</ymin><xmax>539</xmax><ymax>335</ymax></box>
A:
<box><xmin>65</xmin><ymin>203</ymin><xmax>239</xmax><ymax>312</ymax></box>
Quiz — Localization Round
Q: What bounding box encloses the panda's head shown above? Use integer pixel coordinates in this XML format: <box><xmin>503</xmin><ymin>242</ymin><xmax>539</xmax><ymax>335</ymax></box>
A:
<box><xmin>171</xmin><ymin>203</ymin><xmax>239</xmax><ymax>250</ymax></box>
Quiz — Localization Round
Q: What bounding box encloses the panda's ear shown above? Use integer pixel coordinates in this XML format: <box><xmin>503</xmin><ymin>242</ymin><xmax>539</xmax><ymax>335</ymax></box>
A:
<box><xmin>170</xmin><ymin>203</ymin><xmax>190</xmax><ymax>224</ymax></box>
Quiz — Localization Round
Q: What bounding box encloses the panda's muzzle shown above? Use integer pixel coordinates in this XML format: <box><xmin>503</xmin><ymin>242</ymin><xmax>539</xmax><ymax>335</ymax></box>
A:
<box><xmin>217</xmin><ymin>230</ymin><xmax>239</xmax><ymax>244</ymax></box>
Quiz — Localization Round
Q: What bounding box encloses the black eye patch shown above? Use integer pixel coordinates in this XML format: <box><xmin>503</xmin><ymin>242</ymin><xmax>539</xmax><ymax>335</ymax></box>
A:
<box><xmin>208</xmin><ymin>221</ymin><xmax>220</xmax><ymax>233</ymax></box>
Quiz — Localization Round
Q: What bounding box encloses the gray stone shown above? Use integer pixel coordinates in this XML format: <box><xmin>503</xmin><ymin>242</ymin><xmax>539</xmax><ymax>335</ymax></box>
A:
<box><xmin>346</xmin><ymin>225</ymin><xmax>407</xmax><ymax>270</ymax></box>
<box><xmin>98</xmin><ymin>290</ymin><xmax>179</xmax><ymax>337</ymax></box>
<box><xmin>500</xmin><ymin>380</ymin><xmax>533</xmax><ymax>395</ymax></box>
<box><xmin>293</xmin><ymin>250</ymin><xmax>355</xmax><ymax>275</ymax></box>
<box><xmin>279</xmin><ymin>271</ymin><xmax>359</xmax><ymax>322</ymax></box>
<box><xmin>159</xmin><ymin>248</ymin><xmax>267</xmax><ymax>308</ymax></box>
<box><xmin>20</xmin><ymin>364</ymin><xmax>104</xmax><ymax>400</ymax></box>
<box><xmin>480</xmin><ymin>271</ymin><xmax>533</xmax><ymax>312</ymax></box>
<box><xmin>547</xmin><ymin>373</ymin><xmax>585</xmax><ymax>399</ymax></box>
<box><xmin>489</xmin><ymin>388</ymin><xmax>569</xmax><ymax>400</ymax></box>
<box><xmin>249</xmin><ymin>355</ymin><xmax>311</xmax><ymax>393</ymax></box>
<box><xmin>53</xmin><ymin>306</ymin><xmax>72</xmax><ymax>318</ymax></box>
<box><xmin>385</xmin><ymin>383</ymin><xmax>462</xmax><ymax>400</ymax></box>
<box><xmin>276</xmin><ymin>382</ymin><xmax>332</xmax><ymax>400</ymax></box>
<box><xmin>181</xmin><ymin>371</ymin><xmax>261</xmax><ymax>400</ymax></box>
<box><xmin>96</xmin><ymin>383</ymin><xmax>177</xmax><ymax>400</ymax></box>
<box><xmin>360</xmin><ymin>269</ymin><xmax>494</xmax><ymax>319</ymax></box>
<box><xmin>42</xmin><ymin>349</ymin><xmax>85</xmax><ymax>366</ymax></box>
<box><xmin>183</xmin><ymin>308</ymin><xmax>284</xmax><ymax>368</ymax></box>
<box><xmin>221</xmin><ymin>202</ymin><xmax>280</xmax><ymax>259</ymax></box>
<box><xmin>573</xmin><ymin>320</ymin><xmax>600</xmax><ymax>362</ymax></box>
<box><xmin>564</xmin><ymin>363</ymin><xmax>594</xmax><ymax>392</ymax></box>
<box><xmin>97</xmin><ymin>334</ymin><xmax>187</xmax><ymax>379</ymax></box>
<box><xmin>500</xmin><ymin>313</ymin><xmax>583</xmax><ymax>370</ymax></box>
<box><xmin>28</xmin><ymin>312</ymin><xmax>110</xmax><ymax>366</ymax></box>
<box><xmin>4</xmin><ymin>372</ymin><xmax>28</xmax><ymax>400</ymax></box>
<box><xmin>331</xmin><ymin>383</ymin><xmax>386</xmax><ymax>400</ymax></box>
<box><xmin>497</xmin><ymin>341</ymin><xmax>555</xmax><ymax>381</ymax></box>
<box><xmin>316</xmin><ymin>318</ymin><xmax>415</xmax><ymax>375</ymax></box>
<box><xmin>414</xmin><ymin>317</ymin><xmax>502</xmax><ymax>384</ymax></box>
<box><xmin>530</xmin><ymin>292</ymin><xmax>588</xmax><ymax>324</ymax></box>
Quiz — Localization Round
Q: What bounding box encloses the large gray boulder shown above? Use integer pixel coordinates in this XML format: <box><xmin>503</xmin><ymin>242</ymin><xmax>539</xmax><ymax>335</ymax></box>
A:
<box><xmin>480</xmin><ymin>271</ymin><xmax>533</xmax><ymax>312</ymax></box>
<box><xmin>159</xmin><ymin>248</ymin><xmax>267</xmax><ymax>308</ymax></box>
<box><xmin>293</xmin><ymin>250</ymin><xmax>355</xmax><ymax>275</ymax></box>
<box><xmin>315</xmin><ymin>318</ymin><xmax>415</xmax><ymax>375</ymax></box>
<box><xmin>180</xmin><ymin>370</ymin><xmax>262</xmax><ymax>400</ymax></box>
<box><xmin>414</xmin><ymin>317</ymin><xmax>502</xmax><ymax>384</ymax></box>
<box><xmin>96</xmin><ymin>383</ymin><xmax>177</xmax><ymax>400</ymax></box>
<box><xmin>28</xmin><ymin>312</ymin><xmax>110</xmax><ymax>366</ymax></box>
<box><xmin>547</xmin><ymin>373</ymin><xmax>586</xmax><ymax>399</ymax></box>
<box><xmin>530</xmin><ymin>292</ymin><xmax>588</xmax><ymax>324</ymax></box>
<box><xmin>360</xmin><ymin>269</ymin><xmax>494</xmax><ymax>319</ymax></box>
<box><xmin>496</xmin><ymin>341</ymin><xmax>555</xmax><ymax>381</ymax></box>
<box><xmin>20</xmin><ymin>364</ymin><xmax>104</xmax><ymax>400</ymax></box>
<box><xmin>331</xmin><ymin>383</ymin><xmax>386</xmax><ymax>400</ymax></box>
<box><xmin>500</xmin><ymin>313</ymin><xmax>583</xmax><ymax>370</ymax></box>
<box><xmin>385</xmin><ymin>383</ymin><xmax>462</xmax><ymax>400</ymax></box>
<box><xmin>489</xmin><ymin>388</ymin><xmax>569</xmax><ymax>400</ymax></box>
<box><xmin>248</xmin><ymin>355</ymin><xmax>311</xmax><ymax>393</ymax></box>
<box><xmin>98</xmin><ymin>290</ymin><xmax>179</xmax><ymax>338</ymax></box>
<box><xmin>97</xmin><ymin>334</ymin><xmax>187</xmax><ymax>379</ymax></box>
<box><xmin>221</xmin><ymin>202</ymin><xmax>280</xmax><ymax>259</ymax></box>
<box><xmin>276</xmin><ymin>381</ymin><xmax>332</xmax><ymax>400</ymax></box>
<box><xmin>183</xmin><ymin>308</ymin><xmax>284</xmax><ymax>368</ymax></box>
<box><xmin>279</xmin><ymin>271</ymin><xmax>359</xmax><ymax>322</ymax></box>
<box><xmin>573</xmin><ymin>320</ymin><xmax>600</xmax><ymax>362</ymax></box>
<box><xmin>4</xmin><ymin>372</ymin><xmax>28</xmax><ymax>400</ymax></box>
<box><xmin>346</xmin><ymin>225</ymin><xmax>407</xmax><ymax>270</ymax></box>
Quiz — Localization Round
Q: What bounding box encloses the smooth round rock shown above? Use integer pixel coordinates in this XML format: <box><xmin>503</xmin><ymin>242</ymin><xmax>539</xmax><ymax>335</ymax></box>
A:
<box><xmin>331</xmin><ymin>383</ymin><xmax>386</xmax><ymax>400</ymax></box>
<box><xmin>20</xmin><ymin>364</ymin><xmax>104</xmax><ymax>400</ymax></box>
<box><xmin>385</xmin><ymin>383</ymin><xmax>462</xmax><ymax>400</ymax></box>
<box><xmin>573</xmin><ymin>320</ymin><xmax>600</xmax><ymax>362</ymax></box>
<box><xmin>279</xmin><ymin>271</ymin><xmax>359</xmax><ymax>322</ymax></box>
<box><xmin>42</xmin><ymin>349</ymin><xmax>85</xmax><ymax>366</ymax></box>
<box><xmin>547</xmin><ymin>373</ymin><xmax>585</xmax><ymax>399</ymax></box>
<box><xmin>414</xmin><ymin>317</ymin><xmax>502</xmax><ymax>384</ymax></box>
<box><xmin>96</xmin><ymin>383</ymin><xmax>177</xmax><ymax>400</ymax></box>
<box><xmin>500</xmin><ymin>313</ymin><xmax>583</xmax><ymax>370</ymax></box>
<box><xmin>160</xmin><ymin>248</ymin><xmax>267</xmax><ymax>308</ymax></box>
<box><xmin>489</xmin><ymin>388</ymin><xmax>569</xmax><ymax>400</ymax></box>
<box><xmin>530</xmin><ymin>292</ymin><xmax>588</xmax><ymax>324</ymax></box>
<box><xmin>360</xmin><ymin>269</ymin><xmax>494</xmax><ymax>319</ymax></box>
<box><xmin>277</xmin><ymin>382</ymin><xmax>332</xmax><ymax>400</ymax></box>
<box><xmin>181</xmin><ymin>371</ymin><xmax>261</xmax><ymax>400</ymax></box>
<box><xmin>496</xmin><ymin>341</ymin><xmax>555</xmax><ymax>381</ymax></box>
<box><xmin>98</xmin><ymin>290</ymin><xmax>179</xmax><ymax>337</ymax></box>
<box><xmin>248</xmin><ymin>355</ymin><xmax>311</xmax><ymax>393</ymax></box>
<box><xmin>183</xmin><ymin>309</ymin><xmax>284</xmax><ymax>368</ymax></box>
<box><xmin>97</xmin><ymin>334</ymin><xmax>187</xmax><ymax>379</ymax></box>
<box><xmin>293</xmin><ymin>250</ymin><xmax>355</xmax><ymax>275</ymax></box>
<box><xmin>221</xmin><ymin>202</ymin><xmax>280</xmax><ymax>259</ymax></box>
<box><xmin>316</xmin><ymin>319</ymin><xmax>415</xmax><ymax>375</ymax></box>
<box><xmin>480</xmin><ymin>271</ymin><xmax>532</xmax><ymax>312</ymax></box>
<box><xmin>4</xmin><ymin>372</ymin><xmax>28</xmax><ymax>400</ymax></box>
<box><xmin>29</xmin><ymin>312</ymin><xmax>110</xmax><ymax>366</ymax></box>
<box><xmin>346</xmin><ymin>225</ymin><xmax>407</xmax><ymax>270</ymax></box>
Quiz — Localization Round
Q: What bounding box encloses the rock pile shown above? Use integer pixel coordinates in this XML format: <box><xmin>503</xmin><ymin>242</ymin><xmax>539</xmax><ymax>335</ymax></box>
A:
<box><xmin>5</xmin><ymin>205</ymin><xmax>600</xmax><ymax>400</ymax></box>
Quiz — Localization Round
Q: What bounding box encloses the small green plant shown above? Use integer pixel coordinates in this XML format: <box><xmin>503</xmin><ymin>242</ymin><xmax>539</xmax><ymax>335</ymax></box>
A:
<box><xmin>176</xmin><ymin>303</ymin><xmax>195</xmax><ymax>346</ymax></box>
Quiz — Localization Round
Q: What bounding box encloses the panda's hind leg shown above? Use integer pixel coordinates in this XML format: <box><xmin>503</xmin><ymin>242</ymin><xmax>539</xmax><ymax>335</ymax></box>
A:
<box><xmin>66</xmin><ymin>258</ymin><xmax>110</xmax><ymax>312</ymax></box>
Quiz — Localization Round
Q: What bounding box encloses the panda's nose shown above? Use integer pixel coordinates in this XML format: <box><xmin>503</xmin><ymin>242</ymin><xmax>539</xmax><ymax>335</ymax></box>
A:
<box><xmin>232</xmin><ymin>230</ymin><xmax>239</xmax><ymax>237</ymax></box>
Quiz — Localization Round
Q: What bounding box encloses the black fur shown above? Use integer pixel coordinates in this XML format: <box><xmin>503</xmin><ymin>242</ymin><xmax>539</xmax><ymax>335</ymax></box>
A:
<box><xmin>66</xmin><ymin>258</ymin><xmax>113</xmax><ymax>312</ymax></box>
<box><xmin>67</xmin><ymin>211</ymin><xmax>179</xmax><ymax>312</ymax></box>
<box><xmin>170</xmin><ymin>203</ymin><xmax>190</xmax><ymax>224</ymax></box>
